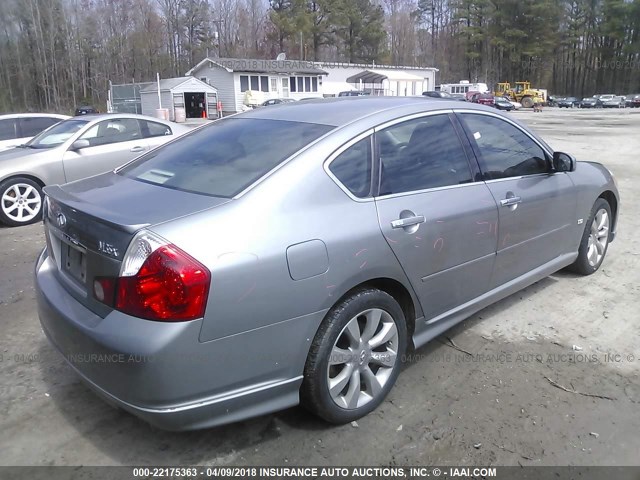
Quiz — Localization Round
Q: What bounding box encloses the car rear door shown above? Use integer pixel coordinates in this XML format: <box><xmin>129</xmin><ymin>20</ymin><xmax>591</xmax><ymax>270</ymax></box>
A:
<box><xmin>62</xmin><ymin>118</ymin><xmax>149</xmax><ymax>182</ymax></box>
<box><xmin>456</xmin><ymin>111</ymin><xmax>576</xmax><ymax>288</ymax></box>
<box><xmin>139</xmin><ymin>119</ymin><xmax>176</xmax><ymax>150</ymax></box>
<box><xmin>374</xmin><ymin>112</ymin><xmax>499</xmax><ymax>322</ymax></box>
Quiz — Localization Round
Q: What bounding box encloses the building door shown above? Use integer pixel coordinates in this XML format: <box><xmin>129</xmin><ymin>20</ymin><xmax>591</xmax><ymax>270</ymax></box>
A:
<box><xmin>281</xmin><ymin>77</ymin><xmax>289</xmax><ymax>97</ymax></box>
<box><xmin>270</xmin><ymin>77</ymin><xmax>279</xmax><ymax>97</ymax></box>
<box><xmin>184</xmin><ymin>92</ymin><xmax>205</xmax><ymax>118</ymax></box>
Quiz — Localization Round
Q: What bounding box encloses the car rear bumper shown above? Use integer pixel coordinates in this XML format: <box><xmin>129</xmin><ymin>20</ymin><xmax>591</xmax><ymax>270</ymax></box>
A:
<box><xmin>35</xmin><ymin>250</ymin><xmax>322</xmax><ymax>430</ymax></box>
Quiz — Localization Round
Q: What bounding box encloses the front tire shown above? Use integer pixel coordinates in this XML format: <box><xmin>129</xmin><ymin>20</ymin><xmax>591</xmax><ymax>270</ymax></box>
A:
<box><xmin>567</xmin><ymin>198</ymin><xmax>612</xmax><ymax>275</ymax></box>
<box><xmin>0</xmin><ymin>177</ymin><xmax>44</xmax><ymax>227</ymax></box>
<box><xmin>301</xmin><ymin>288</ymin><xmax>407</xmax><ymax>424</ymax></box>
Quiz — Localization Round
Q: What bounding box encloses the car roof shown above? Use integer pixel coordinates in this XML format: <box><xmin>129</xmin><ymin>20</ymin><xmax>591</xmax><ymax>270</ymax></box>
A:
<box><xmin>0</xmin><ymin>113</ymin><xmax>69</xmax><ymax>120</ymax></box>
<box><xmin>239</xmin><ymin>96</ymin><xmax>493</xmax><ymax>127</ymax></box>
<box><xmin>66</xmin><ymin>113</ymin><xmax>178</xmax><ymax>125</ymax></box>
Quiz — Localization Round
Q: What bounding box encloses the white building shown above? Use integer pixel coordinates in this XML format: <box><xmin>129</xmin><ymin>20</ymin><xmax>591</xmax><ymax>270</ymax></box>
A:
<box><xmin>314</xmin><ymin>62</ymin><xmax>438</xmax><ymax>97</ymax></box>
<box><xmin>185</xmin><ymin>57</ymin><xmax>439</xmax><ymax>113</ymax></box>
<box><xmin>186</xmin><ymin>58</ymin><xmax>328</xmax><ymax>114</ymax></box>
<box><xmin>139</xmin><ymin>77</ymin><xmax>218</xmax><ymax>121</ymax></box>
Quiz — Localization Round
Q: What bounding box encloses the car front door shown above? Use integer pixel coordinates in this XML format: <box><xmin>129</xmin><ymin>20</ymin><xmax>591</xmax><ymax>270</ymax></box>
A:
<box><xmin>374</xmin><ymin>113</ymin><xmax>499</xmax><ymax>322</ymax></box>
<box><xmin>457</xmin><ymin>112</ymin><xmax>576</xmax><ymax>288</ymax></box>
<box><xmin>62</xmin><ymin>118</ymin><xmax>149</xmax><ymax>182</ymax></box>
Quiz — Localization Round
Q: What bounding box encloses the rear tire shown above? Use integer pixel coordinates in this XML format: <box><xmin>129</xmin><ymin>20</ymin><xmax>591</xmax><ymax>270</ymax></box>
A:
<box><xmin>566</xmin><ymin>198</ymin><xmax>612</xmax><ymax>275</ymax></box>
<box><xmin>301</xmin><ymin>288</ymin><xmax>407</xmax><ymax>424</ymax></box>
<box><xmin>0</xmin><ymin>177</ymin><xmax>44</xmax><ymax>227</ymax></box>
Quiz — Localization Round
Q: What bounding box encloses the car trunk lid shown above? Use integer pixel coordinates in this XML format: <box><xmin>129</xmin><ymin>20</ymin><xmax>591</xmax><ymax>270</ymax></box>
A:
<box><xmin>43</xmin><ymin>172</ymin><xmax>229</xmax><ymax>317</ymax></box>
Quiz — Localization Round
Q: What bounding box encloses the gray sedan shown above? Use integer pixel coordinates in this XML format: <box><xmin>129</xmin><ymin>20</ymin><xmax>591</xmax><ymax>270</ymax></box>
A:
<box><xmin>35</xmin><ymin>97</ymin><xmax>619</xmax><ymax>430</ymax></box>
<box><xmin>0</xmin><ymin>114</ymin><xmax>190</xmax><ymax>226</ymax></box>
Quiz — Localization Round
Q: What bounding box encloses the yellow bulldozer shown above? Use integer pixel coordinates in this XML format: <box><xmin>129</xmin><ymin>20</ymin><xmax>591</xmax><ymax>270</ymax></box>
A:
<box><xmin>494</xmin><ymin>82</ymin><xmax>545</xmax><ymax>108</ymax></box>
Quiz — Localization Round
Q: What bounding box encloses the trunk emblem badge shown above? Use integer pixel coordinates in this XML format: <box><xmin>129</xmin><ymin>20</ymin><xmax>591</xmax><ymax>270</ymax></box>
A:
<box><xmin>98</xmin><ymin>241</ymin><xmax>119</xmax><ymax>258</ymax></box>
<box><xmin>56</xmin><ymin>213</ymin><xmax>67</xmax><ymax>228</ymax></box>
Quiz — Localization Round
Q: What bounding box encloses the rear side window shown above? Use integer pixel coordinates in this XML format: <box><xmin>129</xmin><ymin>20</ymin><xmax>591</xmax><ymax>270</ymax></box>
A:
<box><xmin>0</xmin><ymin>119</ymin><xmax>16</xmax><ymax>141</ymax></box>
<box><xmin>18</xmin><ymin>117</ymin><xmax>59</xmax><ymax>137</ymax></box>
<box><xmin>141</xmin><ymin>120</ymin><xmax>172</xmax><ymax>138</ymax></box>
<box><xmin>120</xmin><ymin>118</ymin><xmax>334</xmax><ymax>197</ymax></box>
<box><xmin>376</xmin><ymin>114</ymin><xmax>473</xmax><ymax>195</ymax></box>
<box><xmin>329</xmin><ymin>137</ymin><xmax>372</xmax><ymax>198</ymax></box>
<box><xmin>460</xmin><ymin>114</ymin><xmax>548</xmax><ymax>179</ymax></box>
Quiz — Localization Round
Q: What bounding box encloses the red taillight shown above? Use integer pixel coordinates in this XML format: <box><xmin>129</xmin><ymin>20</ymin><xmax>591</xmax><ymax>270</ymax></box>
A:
<box><xmin>94</xmin><ymin>243</ymin><xmax>210</xmax><ymax>322</ymax></box>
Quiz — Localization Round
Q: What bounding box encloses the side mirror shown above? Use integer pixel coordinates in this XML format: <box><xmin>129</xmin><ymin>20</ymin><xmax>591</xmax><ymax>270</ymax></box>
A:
<box><xmin>70</xmin><ymin>139</ymin><xmax>90</xmax><ymax>151</ymax></box>
<box><xmin>553</xmin><ymin>151</ymin><xmax>576</xmax><ymax>172</ymax></box>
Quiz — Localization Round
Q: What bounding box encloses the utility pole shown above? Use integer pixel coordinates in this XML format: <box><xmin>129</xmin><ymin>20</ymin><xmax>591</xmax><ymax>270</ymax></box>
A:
<box><xmin>212</xmin><ymin>20</ymin><xmax>223</xmax><ymax>58</ymax></box>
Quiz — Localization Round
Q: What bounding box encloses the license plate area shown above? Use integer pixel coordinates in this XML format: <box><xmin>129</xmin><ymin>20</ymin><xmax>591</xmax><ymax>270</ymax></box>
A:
<box><xmin>62</xmin><ymin>242</ymin><xmax>87</xmax><ymax>284</ymax></box>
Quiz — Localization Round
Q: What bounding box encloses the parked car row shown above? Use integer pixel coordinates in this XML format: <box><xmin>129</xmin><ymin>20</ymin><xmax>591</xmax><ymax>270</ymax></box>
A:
<box><xmin>422</xmin><ymin>91</ymin><xmax>521</xmax><ymax>111</ymax></box>
<box><xmin>552</xmin><ymin>94</ymin><xmax>640</xmax><ymax>108</ymax></box>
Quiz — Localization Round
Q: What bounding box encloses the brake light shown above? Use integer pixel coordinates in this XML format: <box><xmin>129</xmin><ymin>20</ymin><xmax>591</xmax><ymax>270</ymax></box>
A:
<box><xmin>93</xmin><ymin>232</ymin><xmax>210</xmax><ymax>321</ymax></box>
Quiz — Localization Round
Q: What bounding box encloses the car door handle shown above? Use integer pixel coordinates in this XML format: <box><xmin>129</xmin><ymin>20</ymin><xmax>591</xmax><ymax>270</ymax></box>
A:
<box><xmin>130</xmin><ymin>146</ymin><xmax>145</xmax><ymax>152</ymax></box>
<box><xmin>391</xmin><ymin>216</ymin><xmax>426</xmax><ymax>228</ymax></box>
<box><xmin>500</xmin><ymin>196</ymin><xmax>522</xmax><ymax>207</ymax></box>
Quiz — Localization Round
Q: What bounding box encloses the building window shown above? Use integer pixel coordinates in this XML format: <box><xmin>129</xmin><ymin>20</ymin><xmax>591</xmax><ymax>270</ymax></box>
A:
<box><xmin>200</xmin><ymin>77</ymin><xmax>209</xmax><ymax>85</ymax></box>
<box><xmin>240</xmin><ymin>75</ymin><xmax>270</xmax><ymax>92</ymax></box>
<box><xmin>288</xmin><ymin>76</ymin><xmax>320</xmax><ymax>93</ymax></box>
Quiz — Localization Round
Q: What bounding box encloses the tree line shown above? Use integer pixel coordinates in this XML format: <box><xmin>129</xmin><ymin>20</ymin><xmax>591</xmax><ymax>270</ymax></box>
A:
<box><xmin>0</xmin><ymin>0</ymin><xmax>638</xmax><ymax>113</ymax></box>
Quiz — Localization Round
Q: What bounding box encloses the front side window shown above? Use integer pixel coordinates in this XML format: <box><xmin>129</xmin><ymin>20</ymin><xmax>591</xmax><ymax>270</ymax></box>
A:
<box><xmin>377</xmin><ymin>114</ymin><xmax>472</xmax><ymax>196</ymax></box>
<box><xmin>459</xmin><ymin>113</ymin><xmax>549</xmax><ymax>179</ymax></box>
<box><xmin>328</xmin><ymin>137</ymin><xmax>372</xmax><ymax>198</ymax></box>
<box><xmin>120</xmin><ymin>118</ymin><xmax>334</xmax><ymax>198</ymax></box>
<box><xmin>80</xmin><ymin>118</ymin><xmax>141</xmax><ymax>146</ymax></box>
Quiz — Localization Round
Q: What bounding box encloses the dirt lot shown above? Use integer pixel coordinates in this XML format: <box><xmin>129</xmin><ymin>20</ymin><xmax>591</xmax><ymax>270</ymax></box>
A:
<box><xmin>0</xmin><ymin>108</ymin><xmax>639</xmax><ymax>467</ymax></box>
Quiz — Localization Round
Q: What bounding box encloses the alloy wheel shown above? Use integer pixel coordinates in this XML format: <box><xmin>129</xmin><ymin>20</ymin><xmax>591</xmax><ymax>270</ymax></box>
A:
<box><xmin>1</xmin><ymin>183</ymin><xmax>42</xmax><ymax>223</ymax></box>
<box><xmin>587</xmin><ymin>208</ymin><xmax>609</xmax><ymax>267</ymax></box>
<box><xmin>327</xmin><ymin>308</ymin><xmax>399</xmax><ymax>409</ymax></box>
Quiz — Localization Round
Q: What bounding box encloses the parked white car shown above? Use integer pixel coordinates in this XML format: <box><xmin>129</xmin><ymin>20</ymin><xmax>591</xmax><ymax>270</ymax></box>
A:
<box><xmin>0</xmin><ymin>113</ymin><xmax>190</xmax><ymax>226</ymax></box>
<box><xmin>0</xmin><ymin>113</ymin><xmax>69</xmax><ymax>151</ymax></box>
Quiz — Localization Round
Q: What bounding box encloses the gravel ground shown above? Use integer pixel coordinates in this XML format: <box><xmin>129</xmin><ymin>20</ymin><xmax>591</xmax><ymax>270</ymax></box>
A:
<box><xmin>0</xmin><ymin>108</ymin><xmax>638</xmax><ymax>467</ymax></box>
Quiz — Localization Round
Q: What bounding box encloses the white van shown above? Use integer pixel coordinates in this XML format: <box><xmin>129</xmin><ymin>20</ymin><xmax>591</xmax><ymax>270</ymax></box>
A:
<box><xmin>0</xmin><ymin>113</ymin><xmax>69</xmax><ymax>151</ymax></box>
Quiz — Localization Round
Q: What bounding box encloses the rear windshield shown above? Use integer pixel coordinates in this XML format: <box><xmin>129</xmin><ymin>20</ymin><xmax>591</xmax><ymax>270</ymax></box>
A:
<box><xmin>119</xmin><ymin>118</ymin><xmax>333</xmax><ymax>197</ymax></box>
